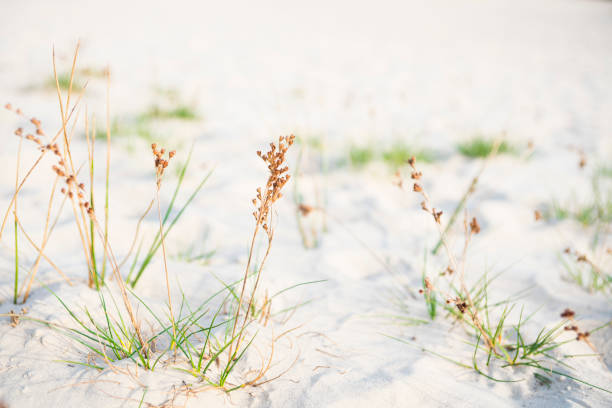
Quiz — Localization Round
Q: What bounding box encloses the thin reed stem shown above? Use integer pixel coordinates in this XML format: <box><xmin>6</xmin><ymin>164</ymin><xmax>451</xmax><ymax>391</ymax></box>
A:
<box><xmin>102</xmin><ymin>67</ymin><xmax>111</xmax><ymax>282</ymax></box>
<box><xmin>156</xmin><ymin>186</ymin><xmax>177</xmax><ymax>347</ymax></box>
<box><xmin>13</xmin><ymin>131</ymin><xmax>23</xmax><ymax>304</ymax></box>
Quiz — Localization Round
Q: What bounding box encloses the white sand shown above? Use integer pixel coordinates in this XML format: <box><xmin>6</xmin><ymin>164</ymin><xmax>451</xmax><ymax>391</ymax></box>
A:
<box><xmin>0</xmin><ymin>0</ymin><xmax>611</xmax><ymax>406</ymax></box>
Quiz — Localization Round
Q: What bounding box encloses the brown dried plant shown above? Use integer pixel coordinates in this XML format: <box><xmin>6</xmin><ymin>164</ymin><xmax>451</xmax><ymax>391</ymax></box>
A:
<box><xmin>151</xmin><ymin>143</ymin><xmax>178</xmax><ymax>345</ymax></box>
<box><xmin>2</xmin><ymin>45</ymin><xmax>147</xmax><ymax>356</ymax></box>
<box><xmin>407</xmin><ymin>156</ymin><xmax>497</xmax><ymax>352</ymax></box>
<box><xmin>228</xmin><ymin>135</ymin><xmax>295</xmax><ymax>360</ymax></box>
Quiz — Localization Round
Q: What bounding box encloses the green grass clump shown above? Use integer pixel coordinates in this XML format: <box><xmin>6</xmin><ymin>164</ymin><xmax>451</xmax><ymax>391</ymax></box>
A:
<box><xmin>140</xmin><ymin>104</ymin><xmax>198</xmax><ymax>121</ymax></box>
<box><xmin>458</xmin><ymin>137</ymin><xmax>515</xmax><ymax>158</ymax></box>
<box><xmin>390</xmin><ymin>270</ymin><xmax>611</xmax><ymax>393</ymax></box>
<box><xmin>544</xmin><ymin>200</ymin><xmax>612</xmax><ymax>227</ymax></box>
<box><xmin>543</xmin><ymin>168</ymin><xmax>612</xmax><ymax>229</ymax></box>
<box><xmin>348</xmin><ymin>142</ymin><xmax>435</xmax><ymax>169</ymax></box>
<box><xmin>560</xmin><ymin>249</ymin><xmax>611</xmax><ymax>295</ymax></box>
<box><xmin>382</xmin><ymin>143</ymin><xmax>434</xmax><ymax>169</ymax></box>
<box><xmin>47</xmin><ymin>73</ymin><xmax>82</xmax><ymax>91</ymax></box>
<box><xmin>349</xmin><ymin>146</ymin><xmax>375</xmax><ymax>168</ymax></box>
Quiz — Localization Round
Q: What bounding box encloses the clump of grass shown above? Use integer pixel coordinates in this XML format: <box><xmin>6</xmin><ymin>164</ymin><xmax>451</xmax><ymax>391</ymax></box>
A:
<box><xmin>140</xmin><ymin>104</ymin><xmax>198</xmax><ymax>121</ymax></box>
<box><xmin>97</xmin><ymin>118</ymin><xmax>157</xmax><ymax>145</ymax></box>
<box><xmin>348</xmin><ymin>142</ymin><xmax>435</xmax><ymax>170</ymax></box>
<box><xmin>2</xmin><ymin>45</ymin><xmax>113</xmax><ymax>297</ymax></box>
<box><xmin>381</xmin><ymin>143</ymin><xmax>434</xmax><ymax>169</ymax></box>
<box><xmin>543</xmin><ymin>170</ymin><xmax>612</xmax><ymax>228</ymax></box>
<box><xmin>560</xmin><ymin>248</ymin><xmax>611</xmax><ymax>295</ymax></box>
<box><xmin>458</xmin><ymin>136</ymin><xmax>515</xmax><ymax>158</ymax></box>
<box><xmin>387</xmin><ymin>156</ymin><xmax>611</xmax><ymax>393</ymax></box>
<box><xmin>4</xmin><ymin>45</ymin><xmax>305</xmax><ymax>396</ymax></box>
<box><xmin>349</xmin><ymin>145</ymin><xmax>375</xmax><ymax>168</ymax></box>
<box><xmin>46</xmin><ymin>72</ymin><xmax>82</xmax><ymax>92</ymax></box>
<box><xmin>139</xmin><ymin>87</ymin><xmax>199</xmax><ymax>121</ymax></box>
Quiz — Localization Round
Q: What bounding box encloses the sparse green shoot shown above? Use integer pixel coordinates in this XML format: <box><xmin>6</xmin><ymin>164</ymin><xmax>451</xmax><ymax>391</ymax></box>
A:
<box><xmin>458</xmin><ymin>137</ymin><xmax>515</xmax><ymax>158</ymax></box>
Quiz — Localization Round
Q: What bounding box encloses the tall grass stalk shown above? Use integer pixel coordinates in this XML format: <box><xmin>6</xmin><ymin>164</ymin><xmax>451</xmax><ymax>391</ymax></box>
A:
<box><xmin>13</xmin><ymin>127</ymin><xmax>23</xmax><ymax>304</ymax></box>
<box><xmin>228</xmin><ymin>135</ymin><xmax>295</xmax><ymax>362</ymax></box>
<box><xmin>128</xmin><ymin>148</ymin><xmax>213</xmax><ymax>288</ymax></box>
<box><xmin>102</xmin><ymin>67</ymin><xmax>111</xmax><ymax>282</ymax></box>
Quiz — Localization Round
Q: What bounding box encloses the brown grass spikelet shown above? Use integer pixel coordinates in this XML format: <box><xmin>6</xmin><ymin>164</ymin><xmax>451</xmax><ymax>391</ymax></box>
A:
<box><xmin>252</xmin><ymin>134</ymin><xmax>295</xmax><ymax>230</ymax></box>
<box><xmin>576</xmin><ymin>331</ymin><xmax>590</xmax><ymax>341</ymax></box>
<box><xmin>151</xmin><ymin>143</ymin><xmax>176</xmax><ymax>187</ymax></box>
<box><xmin>229</xmin><ymin>134</ymin><xmax>295</xmax><ymax>359</ymax></box>
<box><xmin>469</xmin><ymin>217</ymin><xmax>480</xmax><ymax>234</ymax></box>
<box><xmin>534</xmin><ymin>210</ymin><xmax>542</xmax><ymax>221</ymax></box>
<box><xmin>298</xmin><ymin>203</ymin><xmax>314</xmax><ymax>217</ymax></box>
<box><xmin>560</xmin><ymin>308</ymin><xmax>575</xmax><ymax>319</ymax></box>
<box><xmin>432</xmin><ymin>208</ymin><xmax>443</xmax><ymax>224</ymax></box>
<box><xmin>408</xmin><ymin>155</ymin><xmax>416</xmax><ymax>169</ymax></box>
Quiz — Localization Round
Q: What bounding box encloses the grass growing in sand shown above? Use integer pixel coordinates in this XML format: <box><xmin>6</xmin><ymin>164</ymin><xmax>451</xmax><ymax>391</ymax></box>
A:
<box><xmin>349</xmin><ymin>142</ymin><xmax>434</xmax><ymax>169</ymax></box>
<box><xmin>458</xmin><ymin>136</ymin><xmax>516</xmax><ymax>158</ymax></box>
<box><xmin>1</xmin><ymin>45</ymin><xmax>306</xmax><ymax>399</ymax></box>
<box><xmin>388</xmin><ymin>155</ymin><xmax>611</xmax><ymax>393</ymax></box>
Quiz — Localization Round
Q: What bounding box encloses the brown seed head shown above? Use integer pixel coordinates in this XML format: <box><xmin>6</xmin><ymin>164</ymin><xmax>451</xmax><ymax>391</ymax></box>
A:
<box><xmin>560</xmin><ymin>308</ymin><xmax>575</xmax><ymax>319</ymax></box>
<box><xmin>251</xmin><ymin>135</ymin><xmax>295</xmax><ymax>230</ymax></box>
<box><xmin>408</xmin><ymin>156</ymin><xmax>416</xmax><ymax>169</ymax></box>
<box><xmin>469</xmin><ymin>217</ymin><xmax>480</xmax><ymax>234</ymax></box>
<box><xmin>298</xmin><ymin>203</ymin><xmax>314</xmax><ymax>216</ymax></box>
<box><xmin>576</xmin><ymin>331</ymin><xmax>590</xmax><ymax>341</ymax></box>
<box><xmin>432</xmin><ymin>209</ymin><xmax>443</xmax><ymax>224</ymax></box>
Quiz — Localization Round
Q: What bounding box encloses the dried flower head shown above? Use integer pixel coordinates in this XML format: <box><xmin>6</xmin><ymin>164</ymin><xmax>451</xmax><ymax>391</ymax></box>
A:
<box><xmin>252</xmin><ymin>135</ymin><xmax>295</xmax><ymax>235</ymax></box>
<box><xmin>407</xmin><ymin>156</ymin><xmax>416</xmax><ymax>169</ymax></box>
<box><xmin>151</xmin><ymin>143</ymin><xmax>176</xmax><ymax>187</ymax></box>
<box><xmin>560</xmin><ymin>308</ymin><xmax>575</xmax><ymax>319</ymax></box>
<box><xmin>576</xmin><ymin>331</ymin><xmax>590</xmax><ymax>341</ymax></box>
<box><xmin>432</xmin><ymin>208</ymin><xmax>443</xmax><ymax>224</ymax></box>
<box><xmin>469</xmin><ymin>217</ymin><xmax>480</xmax><ymax>234</ymax></box>
<box><xmin>534</xmin><ymin>210</ymin><xmax>542</xmax><ymax>221</ymax></box>
<box><xmin>298</xmin><ymin>203</ymin><xmax>314</xmax><ymax>217</ymax></box>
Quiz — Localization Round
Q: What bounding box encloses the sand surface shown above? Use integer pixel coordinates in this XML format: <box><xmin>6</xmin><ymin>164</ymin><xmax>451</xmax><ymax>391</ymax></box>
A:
<box><xmin>0</xmin><ymin>0</ymin><xmax>611</xmax><ymax>406</ymax></box>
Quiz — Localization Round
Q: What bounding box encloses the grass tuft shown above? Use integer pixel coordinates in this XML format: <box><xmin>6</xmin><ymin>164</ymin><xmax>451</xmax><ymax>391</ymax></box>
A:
<box><xmin>458</xmin><ymin>137</ymin><xmax>515</xmax><ymax>158</ymax></box>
